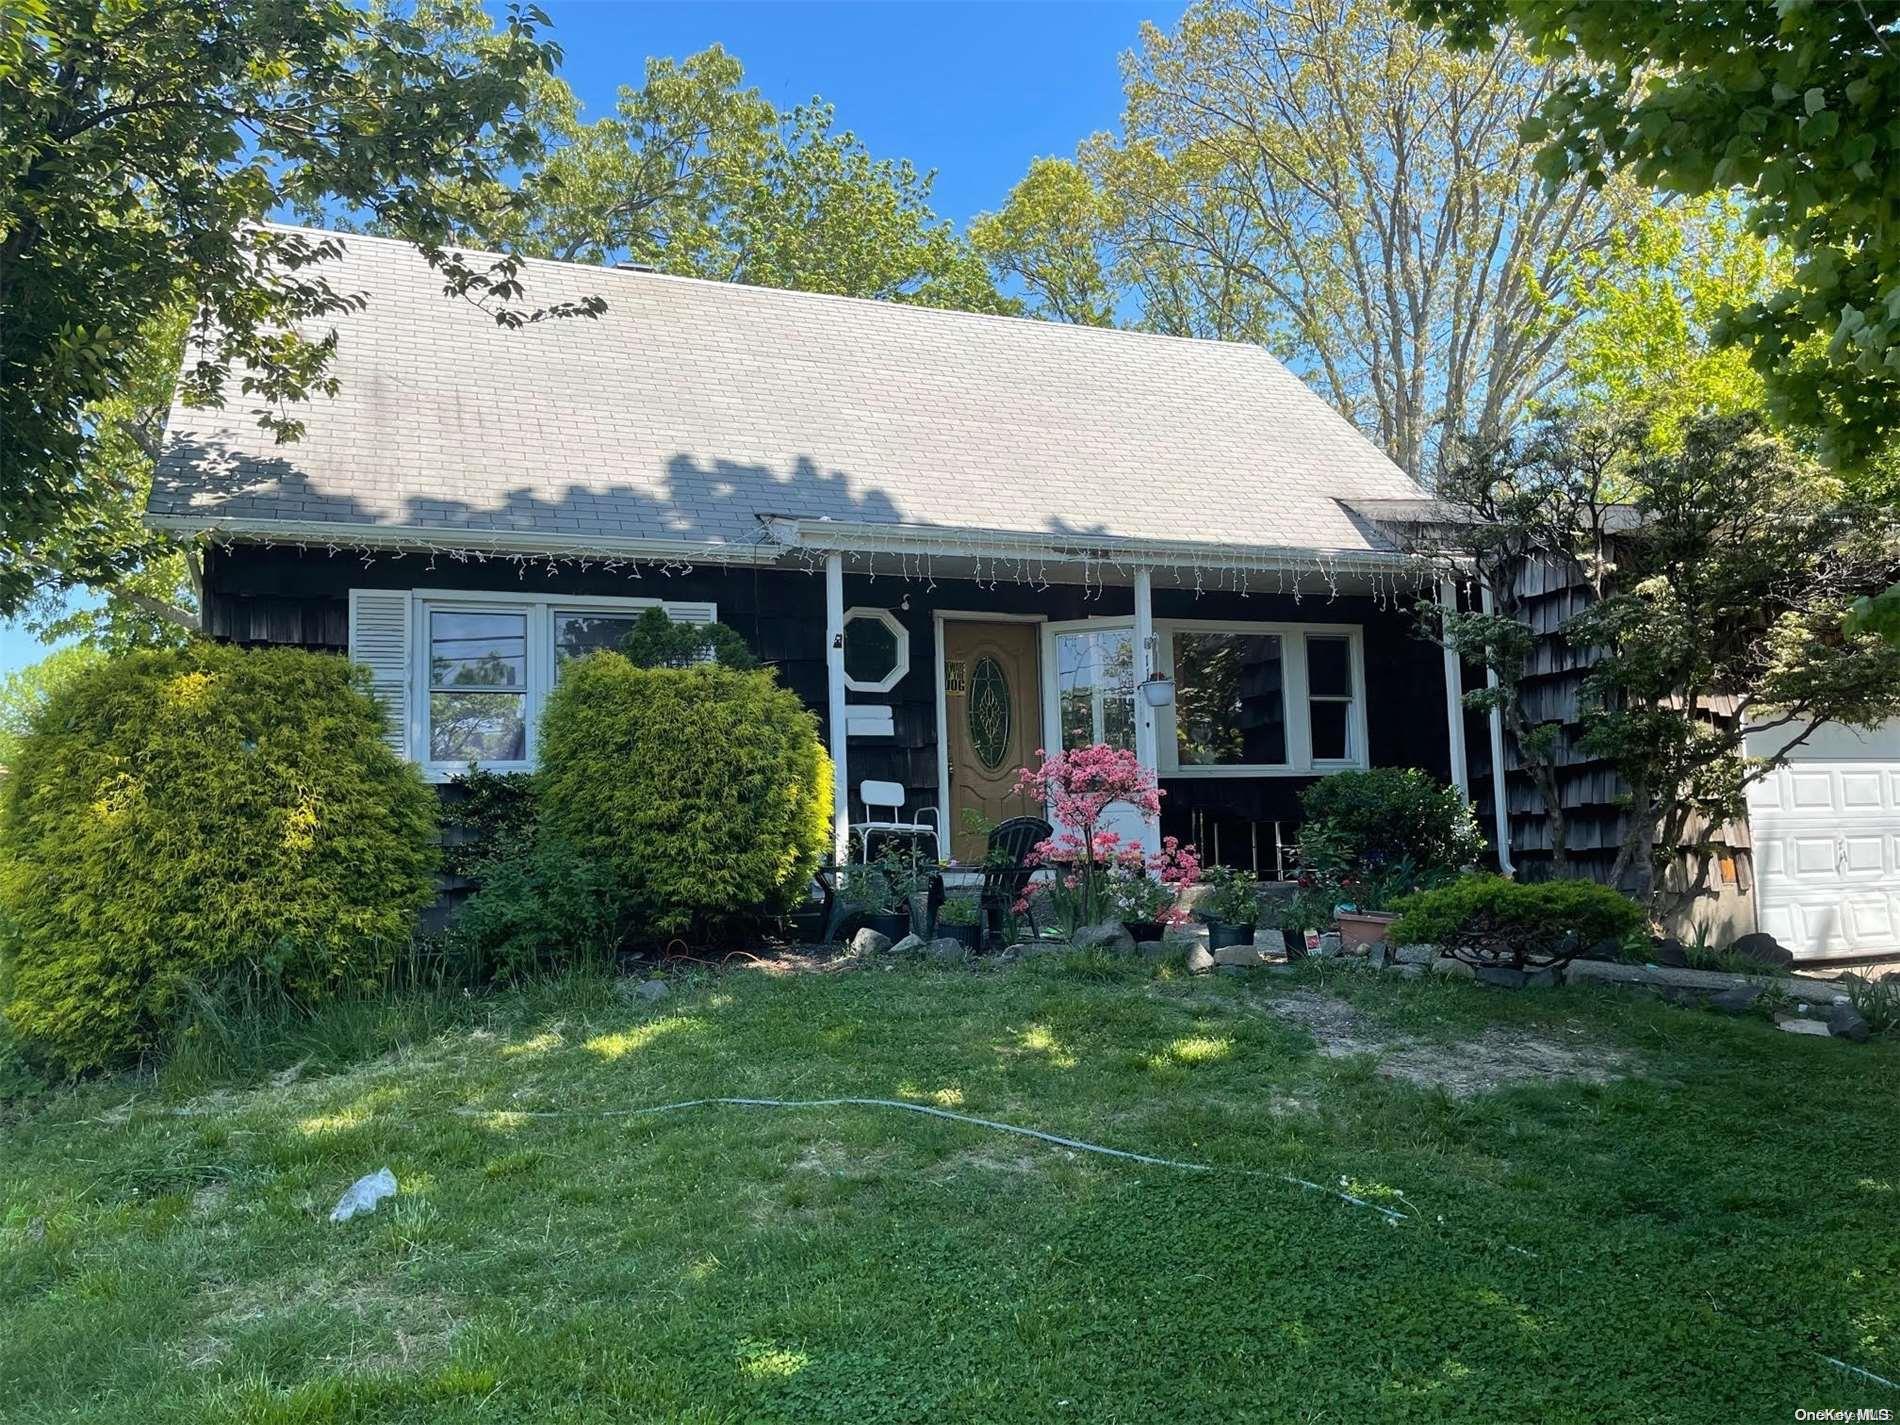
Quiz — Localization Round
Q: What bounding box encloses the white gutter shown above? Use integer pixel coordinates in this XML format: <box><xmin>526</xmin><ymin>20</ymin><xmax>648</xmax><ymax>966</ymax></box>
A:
<box><xmin>145</xmin><ymin>514</ymin><xmax>786</xmax><ymax>566</ymax></box>
<box><xmin>767</xmin><ymin>516</ymin><xmax>1427</xmax><ymax>577</ymax></box>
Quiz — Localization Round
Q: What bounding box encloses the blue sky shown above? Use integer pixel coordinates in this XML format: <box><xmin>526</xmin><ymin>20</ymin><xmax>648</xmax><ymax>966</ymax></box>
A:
<box><xmin>0</xmin><ymin>0</ymin><xmax>1181</xmax><ymax>680</ymax></box>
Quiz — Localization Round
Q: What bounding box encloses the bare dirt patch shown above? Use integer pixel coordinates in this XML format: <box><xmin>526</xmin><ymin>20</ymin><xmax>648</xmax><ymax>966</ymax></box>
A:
<box><xmin>1256</xmin><ymin>989</ymin><xmax>1629</xmax><ymax>1096</ymax></box>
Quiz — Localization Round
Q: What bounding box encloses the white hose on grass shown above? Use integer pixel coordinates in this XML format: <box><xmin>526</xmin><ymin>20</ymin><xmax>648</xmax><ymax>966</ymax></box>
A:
<box><xmin>457</xmin><ymin>1094</ymin><xmax>1410</xmax><ymax>1222</ymax></box>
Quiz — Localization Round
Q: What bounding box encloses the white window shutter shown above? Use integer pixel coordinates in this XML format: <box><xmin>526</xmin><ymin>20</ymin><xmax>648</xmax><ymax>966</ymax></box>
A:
<box><xmin>348</xmin><ymin>589</ymin><xmax>413</xmax><ymax>759</ymax></box>
<box><xmin>661</xmin><ymin>600</ymin><xmax>718</xmax><ymax>625</ymax></box>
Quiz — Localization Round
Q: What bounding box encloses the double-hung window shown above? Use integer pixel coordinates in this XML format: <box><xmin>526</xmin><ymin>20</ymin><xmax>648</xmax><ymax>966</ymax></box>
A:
<box><xmin>408</xmin><ymin>592</ymin><xmax>716</xmax><ymax>776</ymax></box>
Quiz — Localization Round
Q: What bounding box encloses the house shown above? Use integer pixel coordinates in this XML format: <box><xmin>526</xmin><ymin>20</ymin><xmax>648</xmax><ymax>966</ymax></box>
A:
<box><xmin>148</xmin><ymin>225</ymin><xmax>1481</xmax><ymax>872</ymax></box>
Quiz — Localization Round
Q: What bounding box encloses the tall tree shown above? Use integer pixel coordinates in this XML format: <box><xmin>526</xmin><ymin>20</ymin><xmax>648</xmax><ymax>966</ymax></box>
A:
<box><xmin>975</xmin><ymin>0</ymin><xmax>1637</xmax><ymax>476</ymax></box>
<box><xmin>1559</xmin><ymin>196</ymin><xmax>1781</xmax><ymax>448</ymax></box>
<box><xmin>1408</xmin><ymin>0</ymin><xmax>1900</xmax><ymax>473</ymax></box>
<box><xmin>1</xmin><ymin>0</ymin><xmax>601</xmax><ymax>618</ymax></box>
<box><xmin>337</xmin><ymin>43</ymin><xmax>1010</xmax><ymax>312</ymax></box>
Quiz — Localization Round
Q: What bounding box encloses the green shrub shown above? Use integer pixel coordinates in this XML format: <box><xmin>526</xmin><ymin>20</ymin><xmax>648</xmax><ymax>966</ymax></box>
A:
<box><xmin>619</xmin><ymin>606</ymin><xmax>758</xmax><ymax>670</ymax></box>
<box><xmin>537</xmin><ymin>654</ymin><xmax>831</xmax><ymax>937</ymax></box>
<box><xmin>1389</xmin><ymin>874</ymin><xmax>1644</xmax><ymax>967</ymax></box>
<box><xmin>0</xmin><ymin>644</ymin><xmax>439</xmax><ymax>1071</ymax></box>
<box><xmin>1299</xmin><ymin>768</ymin><xmax>1486</xmax><ymax>881</ymax></box>
<box><xmin>453</xmin><ymin>832</ymin><xmax>619</xmax><ymax>978</ymax></box>
<box><xmin>441</xmin><ymin>765</ymin><xmax>539</xmax><ymax>879</ymax></box>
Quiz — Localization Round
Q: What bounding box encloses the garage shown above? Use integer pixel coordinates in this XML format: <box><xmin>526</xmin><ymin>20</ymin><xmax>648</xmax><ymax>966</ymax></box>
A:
<box><xmin>1744</xmin><ymin>719</ymin><xmax>1900</xmax><ymax>960</ymax></box>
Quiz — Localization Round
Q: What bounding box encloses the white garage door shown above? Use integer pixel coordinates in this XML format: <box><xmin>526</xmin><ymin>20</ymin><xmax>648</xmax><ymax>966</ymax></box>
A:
<box><xmin>1745</xmin><ymin>719</ymin><xmax>1900</xmax><ymax>959</ymax></box>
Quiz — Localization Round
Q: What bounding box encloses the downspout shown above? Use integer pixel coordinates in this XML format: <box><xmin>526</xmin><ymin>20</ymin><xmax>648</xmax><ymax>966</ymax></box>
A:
<box><xmin>824</xmin><ymin>553</ymin><xmax>850</xmax><ymax>863</ymax></box>
<box><xmin>1438</xmin><ymin>579</ymin><xmax>1470</xmax><ymax>798</ymax></box>
<box><xmin>1479</xmin><ymin>579</ymin><xmax>1516</xmax><ymax>876</ymax></box>
<box><xmin>1132</xmin><ymin>567</ymin><xmax>1162</xmax><ymax>857</ymax></box>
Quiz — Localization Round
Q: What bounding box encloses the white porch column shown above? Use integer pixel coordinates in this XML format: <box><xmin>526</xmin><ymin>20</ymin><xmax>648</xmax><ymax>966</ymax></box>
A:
<box><xmin>1132</xmin><ymin>567</ymin><xmax>1162</xmax><ymax>857</ymax></box>
<box><xmin>1439</xmin><ymin>578</ymin><xmax>1470</xmax><ymax>798</ymax></box>
<box><xmin>824</xmin><ymin>553</ymin><xmax>850</xmax><ymax>862</ymax></box>
<box><xmin>1479</xmin><ymin>578</ymin><xmax>1516</xmax><ymax>876</ymax></box>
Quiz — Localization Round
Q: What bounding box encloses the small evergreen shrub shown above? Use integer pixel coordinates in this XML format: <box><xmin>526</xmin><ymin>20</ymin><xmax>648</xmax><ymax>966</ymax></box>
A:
<box><xmin>619</xmin><ymin>606</ymin><xmax>758</xmax><ymax>670</ymax></box>
<box><xmin>0</xmin><ymin>644</ymin><xmax>439</xmax><ymax>1071</ymax></box>
<box><xmin>1389</xmin><ymin>874</ymin><xmax>1644</xmax><ymax>968</ymax></box>
<box><xmin>537</xmin><ymin>654</ymin><xmax>830</xmax><ymax>937</ymax></box>
<box><xmin>1299</xmin><ymin>768</ymin><xmax>1486</xmax><ymax>881</ymax></box>
<box><xmin>453</xmin><ymin>832</ymin><xmax>619</xmax><ymax>978</ymax></box>
<box><xmin>441</xmin><ymin>765</ymin><xmax>539</xmax><ymax>879</ymax></box>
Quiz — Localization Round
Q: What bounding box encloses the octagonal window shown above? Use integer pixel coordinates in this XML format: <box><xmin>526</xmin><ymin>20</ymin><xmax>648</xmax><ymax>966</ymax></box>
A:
<box><xmin>842</xmin><ymin>607</ymin><xmax>909</xmax><ymax>693</ymax></box>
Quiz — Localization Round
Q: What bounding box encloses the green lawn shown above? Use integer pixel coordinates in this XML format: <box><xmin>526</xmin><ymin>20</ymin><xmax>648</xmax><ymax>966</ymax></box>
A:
<box><xmin>3</xmin><ymin>954</ymin><xmax>1897</xmax><ymax>1423</ymax></box>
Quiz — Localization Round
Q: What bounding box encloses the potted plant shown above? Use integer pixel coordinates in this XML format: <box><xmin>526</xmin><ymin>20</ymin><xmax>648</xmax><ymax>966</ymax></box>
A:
<box><xmin>1198</xmin><ymin>866</ymin><xmax>1259</xmax><ymax>949</ymax></box>
<box><xmin>932</xmin><ymin>894</ymin><xmax>984</xmax><ymax>950</ymax></box>
<box><xmin>841</xmin><ymin>859</ymin><xmax>909</xmax><ymax>941</ymax></box>
<box><xmin>1110</xmin><ymin>837</ymin><xmax>1202</xmax><ymax>942</ymax></box>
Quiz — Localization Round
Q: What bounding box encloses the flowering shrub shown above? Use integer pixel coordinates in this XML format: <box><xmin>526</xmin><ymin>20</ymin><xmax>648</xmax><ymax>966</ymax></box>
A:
<box><xmin>1012</xmin><ymin>746</ymin><xmax>1200</xmax><ymax>933</ymax></box>
<box><xmin>1110</xmin><ymin>837</ymin><xmax>1203</xmax><ymax>926</ymax></box>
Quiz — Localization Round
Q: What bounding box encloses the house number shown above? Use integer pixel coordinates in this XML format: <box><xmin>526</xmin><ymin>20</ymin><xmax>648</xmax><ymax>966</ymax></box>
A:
<box><xmin>946</xmin><ymin>660</ymin><xmax>968</xmax><ymax>695</ymax></box>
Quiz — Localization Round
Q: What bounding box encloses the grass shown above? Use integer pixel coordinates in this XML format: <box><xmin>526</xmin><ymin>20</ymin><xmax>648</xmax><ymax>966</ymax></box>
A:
<box><xmin>3</xmin><ymin>954</ymin><xmax>1898</xmax><ymax>1423</ymax></box>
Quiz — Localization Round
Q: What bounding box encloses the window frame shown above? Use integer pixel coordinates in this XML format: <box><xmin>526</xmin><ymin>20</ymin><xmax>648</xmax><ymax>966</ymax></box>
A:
<box><xmin>841</xmin><ymin>605</ymin><xmax>910</xmax><ymax>693</ymax></box>
<box><xmin>1154</xmin><ymin>619</ymin><xmax>1369</xmax><ymax>778</ymax></box>
<box><xmin>1041</xmin><ymin>617</ymin><xmax>1138</xmax><ymax>755</ymax></box>
<box><xmin>408</xmin><ymin>589</ymin><xmax>716</xmax><ymax>779</ymax></box>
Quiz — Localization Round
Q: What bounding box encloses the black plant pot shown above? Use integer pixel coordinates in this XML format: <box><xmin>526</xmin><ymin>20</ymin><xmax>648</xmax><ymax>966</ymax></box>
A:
<box><xmin>1124</xmin><ymin>920</ymin><xmax>1167</xmax><ymax>944</ymax></box>
<box><xmin>1205</xmin><ymin>919</ymin><xmax>1255</xmax><ymax>950</ymax></box>
<box><xmin>934</xmin><ymin>922</ymin><xmax>982</xmax><ymax>951</ymax></box>
<box><xmin>866</xmin><ymin>911</ymin><xmax>910</xmax><ymax>942</ymax></box>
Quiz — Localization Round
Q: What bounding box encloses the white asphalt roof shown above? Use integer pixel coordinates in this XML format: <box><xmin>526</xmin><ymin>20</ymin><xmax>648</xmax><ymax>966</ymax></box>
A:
<box><xmin>151</xmin><ymin>225</ymin><xmax>1424</xmax><ymax>557</ymax></box>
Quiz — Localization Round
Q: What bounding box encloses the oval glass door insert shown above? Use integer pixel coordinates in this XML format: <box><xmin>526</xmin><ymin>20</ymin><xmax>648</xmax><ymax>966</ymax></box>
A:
<box><xmin>968</xmin><ymin>656</ymin><xmax>1011</xmax><ymax>769</ymax></box>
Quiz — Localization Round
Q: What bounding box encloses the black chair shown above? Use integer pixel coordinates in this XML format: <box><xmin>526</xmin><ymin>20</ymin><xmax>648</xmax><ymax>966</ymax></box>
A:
<box><xmin>978</xmin><ymin>816</ymin><xmax>1053</xmax><ymax>950</ymax></box>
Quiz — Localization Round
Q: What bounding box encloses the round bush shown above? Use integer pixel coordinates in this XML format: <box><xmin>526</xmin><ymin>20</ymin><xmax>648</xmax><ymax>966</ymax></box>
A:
<box><xmin>1299</xmin><ymin>767</ymin><xmax>1486</xmax><ymax>879</ymax></box>
<box><xmin>1389</xmin><ymin>874</ymin><xmax>1645</xmax><ymax>966</ymax></box>
<box><xmin>537</xmin><ymin>655</ymin><xmax>831</xmax><ymax>937</ymax></box>
<box><xmin>0</xmin><ymin>644</ymin><xmax>439</xmax><ymax>1070</ymax></box>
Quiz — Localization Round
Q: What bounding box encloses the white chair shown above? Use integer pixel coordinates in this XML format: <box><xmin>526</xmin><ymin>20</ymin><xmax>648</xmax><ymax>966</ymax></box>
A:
<box><xmin>852</xmin><ymin>780</ymin><xmax>941</xmax><ymax>868</ymax></box>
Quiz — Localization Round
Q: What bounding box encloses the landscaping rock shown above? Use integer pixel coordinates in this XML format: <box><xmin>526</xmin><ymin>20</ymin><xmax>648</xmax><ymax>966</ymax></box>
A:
<box><xmin>1394</xmin><ymin>943</ymin><xmax>1437</xmax><ymax>966</ymax></box>
<box><xmin>1184</xmin><ymin>945</ymin><xmax>1215</xmax><ymax>976</ymax></box>
<box><xmin>887</xmin><ymin>933</ymin><xmax>926</xmax><ymax>956</ymax></box>
<box><xmin>1650</xmin><ymin>936</ymin><xmax>1690</xmax><ymax>968</ymax></box>
<box><xmin>1253</xmin><ymin>928</ymin><xmax>1287</xmax><ymax>954</ymax></box>
<box><xmin>1729</xmin><ymin>932</ymin><xmax>1795</xmax><ymax>971</ymax></box>
<box><xmin>1827</xmin><ymin>1001</ymin><xmax>1871</xmax><ymax>1042</ymax></box>
<box><xmin>851</xmin><ymin>927</ymin><xmax>893</xmax><ymax>957</ymax></box>
<box><xmin>1431</xmin><ymin>955</ymin><xmax>1475</xmax><ymax>979</ymax></box>
<box><xmin>1366</xmin><ymin>942</ymin><xmax>1388</xmax><ymax>969</ymax></box>
<box><xmin>634</xmin><ymin>979</ymin><xmax>670</xmax><ymax>1003</ymax></box>
<box><xmin>1212</xmin><ymin>943</ymin><xmax>1265</xmax><ymax>967</ymax></box>
<box><xmin>1314</xmin><ymin>932</ymin><xmax>1343</xmax><ymax>958</ymax></box>
<box><xmin>1708</xmin><ymin>983</ymin><xmax>1766</xmax><ymax>1015</ymax></box>
<box><xmin>1072</xmin><ymin>919</ymin><xmax>1137</xmax><ymax>956</ymax></box>
<box><xmin>1583</xmin><ymin>936</ymin><xmax>1625</xmax><ymax>962</ymax></box>
<box><xmin>1473</xmin><ymin>965</ymin><xmax>1557</xmax><ymax>990</ymax></box>
<box><xmin>1776</xmin><ymin>1015</ymin><xmax>1831</xmax><ymax>1037</ymax></box>
<box><xmin>926</xmin><ymin>937</ymin><xmax>970</xmax><ymax>964</ymax></box>
<box><xmin>1394</xmin><ymin>963</ymin><xmax>1425</xmax><ymax>979</ymax></box>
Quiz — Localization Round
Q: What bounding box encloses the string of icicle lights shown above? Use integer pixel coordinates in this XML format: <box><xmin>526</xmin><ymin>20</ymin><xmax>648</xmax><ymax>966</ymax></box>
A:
<box><xmin>201</xmin><ymin>527</ymin><xmax>1448</xmax><ymax>611</ymax></box>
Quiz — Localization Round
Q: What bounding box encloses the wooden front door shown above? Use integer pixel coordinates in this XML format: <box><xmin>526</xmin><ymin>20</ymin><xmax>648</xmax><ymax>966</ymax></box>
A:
<box><xmin>943</xmin><ymin>620</ymin><xmax>1042</xmax><ymax>862</ymax></box>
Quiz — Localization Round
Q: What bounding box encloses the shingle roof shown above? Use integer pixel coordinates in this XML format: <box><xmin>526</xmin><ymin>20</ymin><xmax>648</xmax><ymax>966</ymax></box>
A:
<box><xmin>150</xmin><ymin>225</ymin><xmax>1424</xmax><ymax>557</ymax></box>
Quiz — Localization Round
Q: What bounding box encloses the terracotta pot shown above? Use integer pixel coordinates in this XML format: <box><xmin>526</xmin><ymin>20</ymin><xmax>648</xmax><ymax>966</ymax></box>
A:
<box><xmin>1336</xmin><ymin>910</ymin><xmax>1398</xmax><ymax>950</ymax></box>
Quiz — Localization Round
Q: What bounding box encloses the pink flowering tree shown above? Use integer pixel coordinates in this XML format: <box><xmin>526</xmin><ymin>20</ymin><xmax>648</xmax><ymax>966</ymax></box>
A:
<box><xmin>1013</xmin><ymin>744</ymin><xmax>1199</xmax><ymax>934</ymax></box>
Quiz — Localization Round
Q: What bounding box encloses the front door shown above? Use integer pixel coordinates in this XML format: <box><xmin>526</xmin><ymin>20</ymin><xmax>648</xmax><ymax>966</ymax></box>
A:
<box><xmin>943</xmin><ymin>620</ymin><xmax>1042</xmax><ymax>862</ymax></box>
